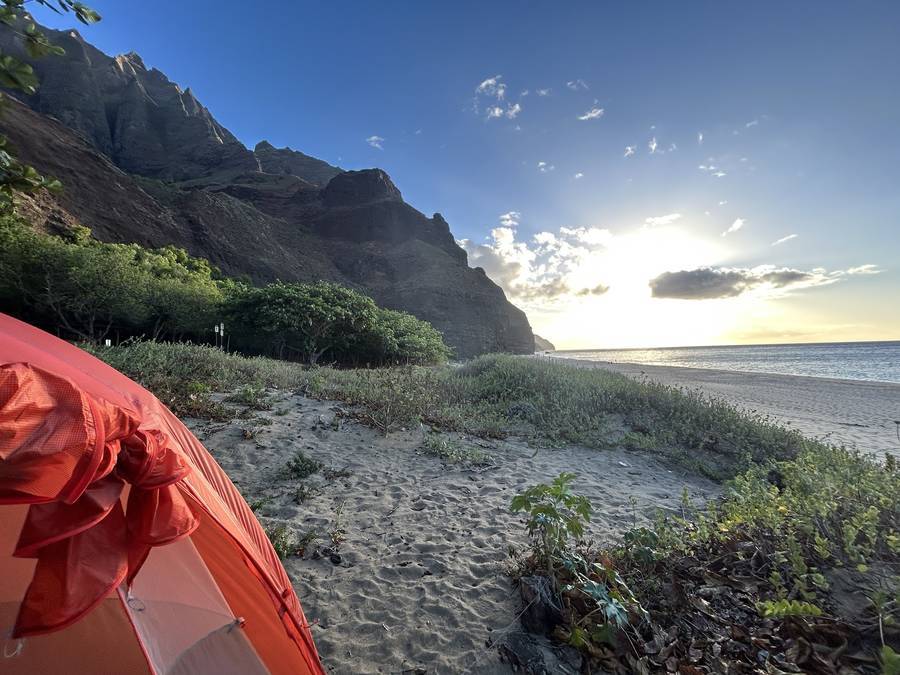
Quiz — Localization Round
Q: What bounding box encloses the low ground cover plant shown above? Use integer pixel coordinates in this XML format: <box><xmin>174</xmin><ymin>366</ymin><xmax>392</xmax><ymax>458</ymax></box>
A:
<box><xmin>509</xmin><ymin>450</ymin><xmax>900</xmax><ymax>673</ymax></box>
<box><xmin>87</xmin><ymin>345</ymin><xmax>816</xmax><ymax>478</ymax></box>
<box><xmin>421</xmin><ymin>433</ymin><xmax>494</xmax><ymax>467</ymax></box>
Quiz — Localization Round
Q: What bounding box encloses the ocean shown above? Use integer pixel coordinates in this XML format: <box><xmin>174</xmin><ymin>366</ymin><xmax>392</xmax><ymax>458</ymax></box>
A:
<box><xmin>554</xmin><ymin>341</ymin><xmax>900</xmax><ymax>384</ymax></box>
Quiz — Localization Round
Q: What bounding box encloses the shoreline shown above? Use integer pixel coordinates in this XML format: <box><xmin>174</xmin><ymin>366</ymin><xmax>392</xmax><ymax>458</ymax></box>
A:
<box><xmin>545</xmin><ymin>355</ymin><xmax>900</xmax><ymax>457</ymax></box>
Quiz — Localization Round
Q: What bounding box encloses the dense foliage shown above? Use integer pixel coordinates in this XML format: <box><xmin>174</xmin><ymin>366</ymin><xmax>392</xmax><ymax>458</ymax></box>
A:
<box><xmin>226</xmin><ymin>281</ymin><xmax>449</xmax><ymax>365</ymax></box>
<box><xmin>0</xmin><ymin>217</ymin><xmax>451</xmax><ymax>365</ymax></box>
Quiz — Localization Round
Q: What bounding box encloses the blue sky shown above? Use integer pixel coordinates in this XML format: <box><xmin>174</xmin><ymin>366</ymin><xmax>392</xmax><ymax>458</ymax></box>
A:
<box><xmin>39</xmin><ymin>1</ymin><xmax>900</xmax><ymax>347</ymax></box>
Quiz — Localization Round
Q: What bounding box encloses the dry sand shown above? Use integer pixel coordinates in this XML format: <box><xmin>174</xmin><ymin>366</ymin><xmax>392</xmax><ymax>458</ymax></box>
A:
<box><xmin>548</xmin><ymin>357</ymin><xmax>900</xmax><ymax>458</ymax></box>
<box><xmin>187</xmin><ymin>393</ymin><xmax>719</xmax><ymax>675</ymax></box>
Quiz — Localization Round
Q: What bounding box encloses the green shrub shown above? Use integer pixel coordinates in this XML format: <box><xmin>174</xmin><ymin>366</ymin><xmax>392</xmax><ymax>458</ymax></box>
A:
<box><xmin>264</xmin><ymin>523</ymin><xmax>293</xmax><ymax>560</ymax></box>
<box><xmin>225</xmin><ymin>385</ymin><xmax>272</xmax><ymax>410</ymax></box>
<box><xmin>282</xmin><ymin>451</ymin><xmax>323</xmax><ymax>480</ymax></box>
<box><xmin>510</xmin><ymin>473</ymin><xmax>593</xmax><ymax>579</ymax></box>
<box><xmin>521</xmin><ymin>446</ymin><xmax>900</xmax><ymax>672</ymax></box>
<box><xmin>421</xmin><ymin>433</ymin><xmax>493</xmax><ymax>466</ymax></box>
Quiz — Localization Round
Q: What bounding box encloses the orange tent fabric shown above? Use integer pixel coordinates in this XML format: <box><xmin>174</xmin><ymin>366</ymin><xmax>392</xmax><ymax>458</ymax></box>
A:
<box><xmin>0</xmin><ymin>313</ymin><xmax>324</xmax><ymax>674</ymax></box>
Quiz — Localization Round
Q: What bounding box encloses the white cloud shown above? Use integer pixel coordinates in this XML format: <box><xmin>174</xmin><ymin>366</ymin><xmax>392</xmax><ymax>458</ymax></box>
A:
<box><xmin>698</xmin><ymin>131</ymin><xmax>704</xmax><ymax>144</ymax></box>
<box><xmin>718</xmin><ymin>200</ymin><xmax>728</xmax><ymax>206</ymax></box>
<box><xmin>566</xmin><ymin>79</ymin><xmax>588</xmax><ymax>91</ymax></box>
<box><xmin>846</xmin><ymin>264</ymin><xmax>881</xmax><ymax>275</ymax></box>
<box><xmin>476</xmin><ymin>76</ymin><xmax>522</xmax><ymax>121</ymax></box>
<box><xmin>366</xmin><ymin>135</ymin><xmax>384</xmax><ymax>149</ymax></box>
<box><xmin>574</xmin><ymin>172</ymin><xmax>584</xmax><ymax>179</ymax></box>
<box><xmin>461</xmin><ymin>223</ymin><xmax>613</xmax><ymax>303</ymax></box>
<box><xmin>499</xmin><ymin>211</ymin><xmax>521</xmax><ymax>227</ymax></box>
<box><xmin>577</xmin><ymin>106</ymin><xmax>604</xmax><ymax>121</ymax></box>
<box><xmin>414</xmin><ymin>129</ymin><xmax>422</xmax><ymax>135</ymax></box>
<box><xmin>745</xmin><ymin>119</ymin><xmax>759</xmax><ymax>128</ymax></box>
<box><xmin>721</xmin><ymin>218</ymin><xmax>745</xmax><ymax>236</ymax></box>
<box><xmin>771</xmin><ymin>234</ymin><xmax>798</xmax><ymax>246</ymax></box>
<box><xmin>624</xmin><ymin>145</ymin><xmax>636</xmax><ymax>158</ymax></box>
<box><xmin>476</xmin><ymin>75</ymin><xmax>506</xmax><ymax>99</ymax></box>
<box><xmin>645</xmin><ymin>213</ymin><xmax>682</xmax><ymax>227</ymax></box>
<box><xmin>648</xmin><ymin>137</ymin><xmax>658</xmax><ymax>154</ymax></box>
<box><xmin>536</xmin><ymin>88</ymin><xmax>551</xmax><ymax>96</ymax></box>
<box><xmin>537</xmin><ymin>161</ymin><xmax>555</xmax><ymax>173</ymax></box>
<box><xmin>699</xmin><ymin>164</ymin><xmax>725</xmax><ymax>176</ymax></box>
<box><xmin>559</xmin><ymin>226</ymin><xmax>614</xmax><ymax>246</ymax></box>
<box><xmin>520</xmin><ymin>89</ymin><xmax>530</xmax><ymax>97</ymax></box>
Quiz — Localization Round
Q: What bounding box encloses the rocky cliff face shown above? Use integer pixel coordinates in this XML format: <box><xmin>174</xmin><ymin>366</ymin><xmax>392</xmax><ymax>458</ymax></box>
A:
<box><xmin>254</xmin><ymin>141</ymin><xmax>342</xmax><ymax>187</ymax></box>
<box><xmin>534</xmin><ymin>335</ymin><xmax>556</xmax><ymax>351</ymax></box>
<box><xmin>0</xmin><ymin>23</ymin><xmax>534</xmax><ymax>357</ymax></box>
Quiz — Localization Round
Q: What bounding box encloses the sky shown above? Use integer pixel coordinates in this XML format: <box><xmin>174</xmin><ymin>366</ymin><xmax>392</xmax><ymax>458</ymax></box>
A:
<box><xmin>39</xmin><ymin>1</ymin><xmax>900</xmax><ymax>349</ymax></box>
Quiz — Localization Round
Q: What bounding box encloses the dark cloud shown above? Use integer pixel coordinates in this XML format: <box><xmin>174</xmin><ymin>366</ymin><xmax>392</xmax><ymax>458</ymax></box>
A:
<box><xmin>649</xmin><ymin>268</ymin><xmax>749</xmax><ymax>299</ymax></box>
<box><xmin>514</xmin><ymin>278</ymin><xmax>571</xmax><ymax>300</ymax></box>
<box><xmin>649</xmin><ymin>267</ymin><xmax>828</xmax><ymax>300</ymax></box>
<box><xmin>577</xmin><ymin>283</ymin><xmax>610</xmax><ymax>296</ymax></box>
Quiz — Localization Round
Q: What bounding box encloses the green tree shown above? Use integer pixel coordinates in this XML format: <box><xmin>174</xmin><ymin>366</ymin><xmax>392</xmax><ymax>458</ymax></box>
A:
<box><xmin>0</xmin><ymin>217</ymin><xmax>147</xmax><ymax>339</ymax></box>
<box><xmin>0</xmin><ymin>1</ymin><xmax>100</xmax><ymax>213</ymax></box>
<box><xmin>368</xmin><ymin>308</ymin><xmax>451</xmax><ymax>365</ymax></box>
<box><xmin>228</xmin><ymin>281</ymin><xmax>380</xmax><ymax>364</ymax></box>
<box><xmin>136</xmin><ymin>246</ymin><xmax>223</xmax><ymax>339</ymax></box>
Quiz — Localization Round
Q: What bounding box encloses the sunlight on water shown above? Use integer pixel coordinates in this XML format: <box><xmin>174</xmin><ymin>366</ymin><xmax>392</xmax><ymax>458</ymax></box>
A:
<box><xmin>557</xmin><ymin>341</ymin><xmax>900</xmax><ymax>383</ymax></box>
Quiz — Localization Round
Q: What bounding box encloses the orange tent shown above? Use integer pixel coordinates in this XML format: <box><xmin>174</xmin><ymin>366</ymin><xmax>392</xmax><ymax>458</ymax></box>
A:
<box><xmin>0</xmin><ymin>313</ymin><xmax>324</xmax><ymax>674</ymax></box>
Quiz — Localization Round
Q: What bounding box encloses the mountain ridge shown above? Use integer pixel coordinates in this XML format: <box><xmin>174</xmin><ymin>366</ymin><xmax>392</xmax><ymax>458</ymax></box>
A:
<box><xmin>0</xmin><ymin>22</ymin><xmax>534</xmax><ymax>357</ymax></box>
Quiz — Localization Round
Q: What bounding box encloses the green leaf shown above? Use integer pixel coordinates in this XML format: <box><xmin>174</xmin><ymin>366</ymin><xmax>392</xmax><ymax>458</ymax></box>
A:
<box><xmin>0</xmin><ymin>55</ymin><xmax>39</xmax><ymax>94</ymax></box>
<box><xmin>882</xmin><ymin>646</ymin><xmax>900</xmax><ymax>675</ymax></box>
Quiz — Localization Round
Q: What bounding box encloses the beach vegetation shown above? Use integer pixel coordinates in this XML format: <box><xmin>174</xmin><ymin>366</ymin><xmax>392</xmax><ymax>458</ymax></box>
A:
<box><xmin>85</xmin><ymin>343</ymin><xmax>813</xmax><ymax>477</ymax></box>
<box><xmin>225</xmin><ymin>385</ymin><xmax>273</xmax><ymax>410</ymax></box>
<box><xmin>322</xmin><ymin>466</ymin><xmax>353</xmax><ymax>480</ymax></box>
<box><xmin>421</xmin><ymin>434</ymin><xmax>493</xmax><ymax>466</ymax></box>
<box><xmin>313</xmin><ymin>365</ymin><xmax>440</xmax><ymax>434</ymax></box>
<box><xmin>296</xmin><ymin>529</ymin><xmax>322</xmax><ymax>558</ymax></box>
<box><xmin>509</xmin><ymin>446</ymin><xmax>900</xmax><ymax>673</ymax></box>
<box><xmin>264</xmin><ymin>523</ymin><xmax>293</xmax><ymax>560</ymax></box>
<box><xmin>282</xmin><ymin>450</ymin><xmax>324</xmax><ymax>480</ymax></box>
<box><xmin>510</xmin><ymin>473</ymin><xmax>592</xmax><ymax>580</ymax></box>
<box><xmin>295</xmin><ymin>483</ymin><xmax>319</xmax><ymax>504</ymax></box>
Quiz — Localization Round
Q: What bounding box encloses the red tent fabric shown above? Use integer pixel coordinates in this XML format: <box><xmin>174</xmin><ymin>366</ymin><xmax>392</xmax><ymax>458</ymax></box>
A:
<box><xmin>0</xmin><ymin>313</ymin><xmax>324</xmax><ymax>674</ymax></box>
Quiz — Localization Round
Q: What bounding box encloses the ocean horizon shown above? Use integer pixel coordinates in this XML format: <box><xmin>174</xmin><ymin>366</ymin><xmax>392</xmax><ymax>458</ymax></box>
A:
<box><xmin>552</xmin><ymin>340</ymin><xmax>900</xmax><ymax>383</ymax></box>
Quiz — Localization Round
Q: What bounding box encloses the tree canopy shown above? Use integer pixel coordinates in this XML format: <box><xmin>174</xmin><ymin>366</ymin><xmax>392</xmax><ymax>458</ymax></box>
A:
<box><xmin>0</xmin><ymin>217</ymin><xmax>451</xmax><ymax>365</ymax></box>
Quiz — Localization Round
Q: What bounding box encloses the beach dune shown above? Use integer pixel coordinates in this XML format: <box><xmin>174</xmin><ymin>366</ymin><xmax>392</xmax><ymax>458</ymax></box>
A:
<box><xmin>551</xmin><ymin>358</ymin><xmax>900</xmax><ymax>458</ymax></box>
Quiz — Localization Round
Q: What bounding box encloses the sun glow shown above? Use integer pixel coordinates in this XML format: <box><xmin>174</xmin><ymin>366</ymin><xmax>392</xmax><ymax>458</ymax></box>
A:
<box><xmin>526</xmin><ymin>224</ymin><xmax>745</xmax><ymax>349</ymax></box>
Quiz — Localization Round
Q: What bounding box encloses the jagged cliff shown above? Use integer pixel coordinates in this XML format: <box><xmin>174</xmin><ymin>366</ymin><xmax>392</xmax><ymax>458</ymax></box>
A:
<box><xmin>0</xmin><ymin>24</ymin><xmax>534</xmax><ymax>357</ymax></box>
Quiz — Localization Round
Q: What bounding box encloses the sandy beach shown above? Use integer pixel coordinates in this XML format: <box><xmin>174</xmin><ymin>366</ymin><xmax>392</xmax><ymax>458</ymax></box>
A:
<box><xmin>548</xmin><ymin>358</ymin><xmax>900</xmax><ymax>458</ymax></box>
<box><xmin>187</xmin><ymin>393</ymin><xmax>719</xmax><ymax>674</ymax></box>
<box><xmin>182</xmin><ymin>360</ymin><xmax>898</xmax><ymax>674</ymax></box>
